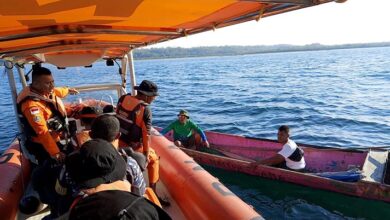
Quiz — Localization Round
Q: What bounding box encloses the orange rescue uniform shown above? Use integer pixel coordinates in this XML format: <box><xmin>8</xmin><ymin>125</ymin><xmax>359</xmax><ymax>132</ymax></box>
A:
<box><xmin>17</xmin><ymin>86</ymin><xmax>69</xmax><ymax>157</ymax></box>
<box><xmin>116</xmin><ymin>95</ymin><xmax>159</xmax><ymax>185</ymax></box>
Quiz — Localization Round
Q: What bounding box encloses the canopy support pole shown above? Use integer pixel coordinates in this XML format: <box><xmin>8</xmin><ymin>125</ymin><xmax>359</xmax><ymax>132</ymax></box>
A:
<box><xmin>128</xmin><ymin>50</ymin><xmax>137</xmax><ymax>96</ymax></box>
<box><xmin>5</xmin><ymin>61</ymin><xmax>23</xmax><ymax>133</ymax></box>
<box><xmin>16</xmin><ymin>64</ymin><xmax>27</xmax><ymax>88</ymax></box>
<box><xmin>120</xmin><ymin>54</ymin><xmax>128</xmax><ymax>96</ymax></box>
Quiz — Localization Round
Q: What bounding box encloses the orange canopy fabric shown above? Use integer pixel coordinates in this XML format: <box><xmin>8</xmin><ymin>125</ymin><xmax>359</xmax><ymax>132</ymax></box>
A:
<box><xmin>0</xmin><ymin>0</ymin><xmax>336</xmax><ymax>65</ymax></box>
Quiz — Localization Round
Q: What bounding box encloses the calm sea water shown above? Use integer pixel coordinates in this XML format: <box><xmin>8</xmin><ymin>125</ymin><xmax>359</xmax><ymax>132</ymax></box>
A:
<box><xmin>1</xmin><ymin>47</ymin><xmax>390</xmax><ymax>219</ymax></box>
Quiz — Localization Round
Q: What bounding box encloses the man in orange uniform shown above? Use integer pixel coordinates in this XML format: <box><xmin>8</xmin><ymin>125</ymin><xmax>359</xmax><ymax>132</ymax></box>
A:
<box><xmin>17</xmin><ymin>67</ymin><xmax>78</xmax><ymax>164</ymax></box>
<box><xmin>116</xmin><ymin>80</ymin><xmax>169</xmax><ymax>205</ymax></box>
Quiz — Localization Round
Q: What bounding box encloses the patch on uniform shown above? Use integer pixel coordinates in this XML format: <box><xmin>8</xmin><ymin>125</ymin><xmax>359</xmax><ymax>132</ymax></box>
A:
<box><xmin>30</xmin><ymin>107</ymin><xmax>40</xmax><ymax>115</ymax></box>
<box><xmin>33</xmin><ymin>116</ymin><xmax>41</xmax><ymax>123</ymax></box>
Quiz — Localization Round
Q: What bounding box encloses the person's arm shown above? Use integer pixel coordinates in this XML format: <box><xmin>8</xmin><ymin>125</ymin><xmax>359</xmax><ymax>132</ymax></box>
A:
<box><xmin>160</xmin><ymin>122</ymin><xmax>174</xmax><ymax>135</ymax></box>
<box><xmin>250</xmin><ymin>143</ymin><xmax>293</xmax><ymax>168</ymax></box>
<box><xmin>53</xmin><ymin>87</ymin><xmax>69</xmax><ymax>98</ymax></box>
<box><xmin>142</xmin><ymin>106</ymin><xmax>152</xmax><ymax>158</ymax></box>
<box><xmin>126</xmin><ymin>157</ymin><xmax>146</xmax><ymax>196</ymax></box>
<box><xmin>21</xmin><ymin>102</ymin><xmax>61</xmax><ymax>158</ymax></box>
<box><xmin>190</xmin><ymin>121</ymin><xmax>207</xmax><ymax>142</ymax></box>
<box><xmin>54</xmin><ymin>87</ymin><xmax>78</xmax><ymax>98</ymax></box>
<box><xmin>116</xmin><ymin>94</ymin><xmax>126</xmax><ymax>112</ymax></box>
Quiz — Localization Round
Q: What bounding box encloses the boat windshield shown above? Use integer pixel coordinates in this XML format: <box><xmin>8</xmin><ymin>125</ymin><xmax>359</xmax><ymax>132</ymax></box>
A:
<box><xmin>64</xmin><ymin>86</ymin><xmax>120</xmax><ymax>106</ymax></box>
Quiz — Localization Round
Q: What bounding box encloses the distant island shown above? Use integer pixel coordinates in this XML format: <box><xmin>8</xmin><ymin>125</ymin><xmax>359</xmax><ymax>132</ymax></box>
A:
<box><xmin>133</xmin><ymin>42</ymin><xmax>390</xmax><ymax>60</ymax></box>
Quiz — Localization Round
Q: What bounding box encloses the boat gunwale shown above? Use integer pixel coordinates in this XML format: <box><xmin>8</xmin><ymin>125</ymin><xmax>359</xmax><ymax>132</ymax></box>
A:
<box><xmin>182</xmin><ymin>147</ymin><xmax>390</xmax><ymax>203</ymax></box>
<box><xmin>206</xmin><ymin>130</ymin><xmax>387</xmax><ymax>152</ymax></box>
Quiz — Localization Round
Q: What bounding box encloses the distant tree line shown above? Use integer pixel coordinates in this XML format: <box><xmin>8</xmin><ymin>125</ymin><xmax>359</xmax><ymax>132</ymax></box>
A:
<box><xmin>133</xmin><ymin>42</ymin><xmax>390</xmax><ymax>60</ymax></box>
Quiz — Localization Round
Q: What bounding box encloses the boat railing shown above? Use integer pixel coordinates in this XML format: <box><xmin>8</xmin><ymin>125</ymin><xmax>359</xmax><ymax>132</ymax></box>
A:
<box><xmin>73</xmin><ymin>83</ymin><xmax>125</xmax><ymax>98</ymax></box>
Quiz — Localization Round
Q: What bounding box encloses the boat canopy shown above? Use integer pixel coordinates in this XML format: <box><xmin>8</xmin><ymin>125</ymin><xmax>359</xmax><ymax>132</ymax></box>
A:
<box><xmin>0</xmin><ymin>0</ymin><xmax>341</xmax><ymax>66</ymax></box>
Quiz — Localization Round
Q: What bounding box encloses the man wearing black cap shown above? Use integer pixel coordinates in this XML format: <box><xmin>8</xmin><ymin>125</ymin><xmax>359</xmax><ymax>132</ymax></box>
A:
<box><xmin>66</xmin><ymin>139</ymin><xmax>171</xmax><ymax>220</ymax></box>
<box><xmin>89</xmin><ymin>114</ymin><xmax>147</xmax><ymax>196</ymax></box>
<box><xmin>116</xmin><ymin>80</ymin><xmax>162</xmax><ymax>199</ymax></box>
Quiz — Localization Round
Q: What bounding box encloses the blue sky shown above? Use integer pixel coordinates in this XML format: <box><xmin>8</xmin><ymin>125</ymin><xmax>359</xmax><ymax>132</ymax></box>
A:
<box><xmin>153</xmin><ymin>0</ymin><xmax>390</xmax><ymax>48</ymax></box>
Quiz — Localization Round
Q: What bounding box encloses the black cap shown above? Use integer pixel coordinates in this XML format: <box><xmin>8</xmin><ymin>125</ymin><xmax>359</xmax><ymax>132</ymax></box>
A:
<box><xmin>134</xmin><ymin>80</ymin><xmax>159</xmax><ymax>96</ymax></box>
<box><xmin>102</xmin><ymin>104</ymin><xmax>115</xmax><ymax>114</ymax></box>
<box><xmin>66</xmin><ymin>139</ymin><xmax>126</xmax><ymax>189</ymax></box>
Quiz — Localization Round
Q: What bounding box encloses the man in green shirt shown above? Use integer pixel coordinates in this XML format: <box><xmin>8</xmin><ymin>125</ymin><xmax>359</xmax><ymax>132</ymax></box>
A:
<box><xmin>160</xmin><ymin>110</ymin><xmax>209</xmax><ymax>149</ymax></box>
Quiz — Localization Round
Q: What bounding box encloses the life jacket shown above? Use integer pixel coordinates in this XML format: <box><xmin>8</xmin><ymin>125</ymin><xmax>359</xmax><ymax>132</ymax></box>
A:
<box><xmin>73</xmin><ymin>130</ymin><xmax>91</xmax><ymax>149</ymax></box>
<box><xmin>288</xmin><ymin>147</ymin><xmax>304</xmax><ymax>162</ymax></box>
<box><xmin>116</xmin><ymin>95</ymin><xmax>147</xmax><ymax>144</ymax></box>
<box><xmin>16</xmin><ymin>86</ymin><xmax>67</xmax><ymax>138</ymax></box>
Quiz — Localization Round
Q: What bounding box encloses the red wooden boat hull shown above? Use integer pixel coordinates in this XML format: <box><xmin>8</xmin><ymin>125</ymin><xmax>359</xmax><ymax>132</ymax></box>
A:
<box><xmin>163</xmin><ymin>131</ymin><xmax>390</xmax><ymax>203</ymax></box>
<box><xmin>182</xmin><ymin>148</ymin><xmax>390</xmax><ymax>202</ymax></box>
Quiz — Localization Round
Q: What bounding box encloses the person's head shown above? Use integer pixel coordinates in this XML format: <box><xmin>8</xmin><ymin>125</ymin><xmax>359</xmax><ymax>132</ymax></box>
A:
<box><xmin>31</xmin><ymin>67</ymin><xmax>54</xmax><ymax>95</ymax></box>
<box><xmin>277</xmin><ymin>125</ymin><xmax>290</xmax><ymax>144</ymax></box>
<box><xmin>102</xmin><ymin>104</ymin><xmax>115</xmax><ymax>114</ymax></box>
<box><xmin>135</xmin><ymin>80</ymin><xmax>159</xmax><ymax>104</ymax></box>
<box><xmin>79</xmin><ymin>106</ymin><xmax>99</xmax><ymax>128</ymax></box>
<box><xmin>66</xmin><ymin>139</ymin><xmax>127</xmax><ymax>190</ymax></box>
<box><xmin>177</xmin><ymin>109</ymin><xmax>189</xmax><ymax>124</ymax></box>
<box><xmin>90</xmin><ymin>115</ymin><xmax>120</xmax><ymax>145</ymax></box>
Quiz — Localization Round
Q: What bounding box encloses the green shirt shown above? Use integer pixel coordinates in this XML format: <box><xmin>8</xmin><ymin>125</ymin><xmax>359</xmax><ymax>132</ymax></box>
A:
<box><xmin>161</xmin><ymin>120</ymin><xmax>207</xmax><ymax>142</ymax></box>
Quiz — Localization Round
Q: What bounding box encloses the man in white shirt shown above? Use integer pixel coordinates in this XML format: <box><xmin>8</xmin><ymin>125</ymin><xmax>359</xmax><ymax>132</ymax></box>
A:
<box><xmin>250</xmin><ymin>125</ymin><xmax>305</xmax><ymax>171</ymax></box>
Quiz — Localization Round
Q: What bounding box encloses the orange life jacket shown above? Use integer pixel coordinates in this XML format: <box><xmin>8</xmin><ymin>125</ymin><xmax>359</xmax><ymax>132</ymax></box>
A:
<box><xmin>116</xmin><ymin>95</ymin><xmax>147</xmax><ymax>145</ymax></box>
<box><xmin>74</xmin><ymin>130</ymin><xmax>91</xmax><ymax>149</ymax></box>
<box><xmin>16</xmin><ymin>86</ymin><xmax>68</xmax><ymax>156</ymax></box>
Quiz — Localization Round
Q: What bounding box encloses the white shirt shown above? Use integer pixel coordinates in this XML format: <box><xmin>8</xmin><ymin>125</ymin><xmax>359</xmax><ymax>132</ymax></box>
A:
<box><xmin>278</xmin><ymin>139</ymin><xmax>306</xmax><ymax>170</ymax></box>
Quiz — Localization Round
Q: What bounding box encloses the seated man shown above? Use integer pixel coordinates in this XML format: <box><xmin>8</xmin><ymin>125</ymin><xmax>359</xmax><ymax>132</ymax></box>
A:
<box><xmin>89</xmin><ymin>114</ymin><xmax>147</xmax><ymax>197</ymax></box>
<box><xmin>47</xmin><ymin>115</ymin><xmax>149</xmax><ymax>219</ymax></box>
<box><xmin>250</xmin><ymin>125</ymin><xmax>305</xmax><ymax>171</ymax></box>
<box><xmin>66</xmin><ymin>139</ymin><xmax>171</xmax><ymax>220</ymax></box>
<box><xmin>160</xmin><ymin>109</ymin><xmax>209</xmax><ymax>149</ymax></box>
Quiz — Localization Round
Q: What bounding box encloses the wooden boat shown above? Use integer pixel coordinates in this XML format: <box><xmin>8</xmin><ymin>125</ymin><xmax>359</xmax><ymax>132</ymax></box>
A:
<box><xmin>0</xmin><ymin>0</ymin><xmax>346</xmax><ymax>219</ymax></box>
<box><xmin>172</xmin><ymin>130</ymin><xmax>390</xmax><ymax>203</ymax></box>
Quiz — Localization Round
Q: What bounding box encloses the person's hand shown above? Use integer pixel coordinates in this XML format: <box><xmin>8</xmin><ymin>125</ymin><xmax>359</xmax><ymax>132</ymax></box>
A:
<box><xmin>68</xmin><ymin>88</ymin><xmax>79</xmax><ymax>95</ymax></box>
<box><xmin>53</xmin><ymin>152</ymin><xmax>66</xmax><ymax>163</ymax></box>
<box><xmin>203</xmin><ymin>140</ymin><xmax>210</xmax><ymax>148</ymax></box>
